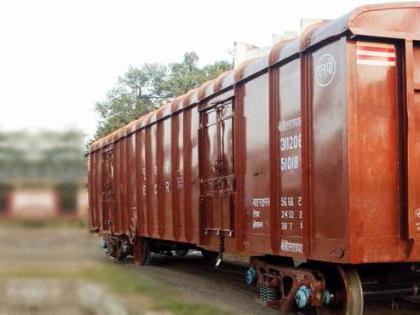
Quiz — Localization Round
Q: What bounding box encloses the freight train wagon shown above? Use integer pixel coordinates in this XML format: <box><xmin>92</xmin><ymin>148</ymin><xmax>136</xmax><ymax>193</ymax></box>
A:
<box><xmin>88</xmin><ymin>3</ymin><xmax>420</xmax><ymax>314</ymax></box>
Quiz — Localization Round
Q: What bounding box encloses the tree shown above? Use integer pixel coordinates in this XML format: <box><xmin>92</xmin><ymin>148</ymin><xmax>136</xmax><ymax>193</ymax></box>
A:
<box><xmin>162</xmin><ymin>52</ymin><xmax>203</xmax><ymax>97</ymax></box>
<box><xmin>0</xmin><ymin>130</ymin><xmax>85</xmax><ymax>184</ymax></box>
<box><xmin>93</xmin><ymin>52</ymin><xmax>232</xmax><ymax>140</ymax></box>
<box><xmin>94</xmin><ymin>65</ymin><xmax>165</xmax><ymax>139</ymax></box>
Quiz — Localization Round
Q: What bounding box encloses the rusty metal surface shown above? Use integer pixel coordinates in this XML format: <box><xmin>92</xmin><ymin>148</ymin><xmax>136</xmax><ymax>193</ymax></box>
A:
<box><xmin>87</xmin><ymin>3</ymin><xmax>420</xmax><ymax>265</ymax></box>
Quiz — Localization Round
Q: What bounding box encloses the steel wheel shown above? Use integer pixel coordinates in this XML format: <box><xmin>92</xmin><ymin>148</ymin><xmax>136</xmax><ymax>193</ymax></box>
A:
<box><xmin>313</xmin><ymin>265</ymin><xmax>364</xmax><ymax>315</ymax></box>
<box><xmin>115</xmin><ymin>240</ymin><xmax>128</xmax><ymax>261</ymax></box>
<box><xmin>339</xmin><ymin>266</ymin><xmax>364</xmax><ymax>315</ymax></box>
<box><xmin>133</xmin><ymin>237</ymin><xmax>151</xmax><ymax>266</ymax></box>
<box><xmin>106</xmin><ymin>238</ymin><xmax>118</xmax><ymax>258</ymax></box>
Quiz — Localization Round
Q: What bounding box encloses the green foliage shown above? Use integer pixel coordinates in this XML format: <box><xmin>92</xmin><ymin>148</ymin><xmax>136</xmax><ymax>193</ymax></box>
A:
<box><xmin>94</xmin><ymin>52</ymin><xmax>232</xmax><ymax>140</ymax></box>
<box><xmin>0</xmin><ymin>130</ymin><xmax>85</xmax><ymax>184</ymax></box>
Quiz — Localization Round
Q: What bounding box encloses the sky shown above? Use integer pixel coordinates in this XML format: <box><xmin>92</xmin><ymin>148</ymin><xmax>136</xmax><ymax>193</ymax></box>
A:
<box><xmin>0</xmin><ymin>0</ymin><xmax>407</xmax><ymax>139</ymax></box>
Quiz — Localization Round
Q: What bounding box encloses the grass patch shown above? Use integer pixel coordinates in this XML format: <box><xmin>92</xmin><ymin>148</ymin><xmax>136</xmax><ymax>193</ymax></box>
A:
<box><xmin>81</xmin><ymin>266</ymin><xmax>168</xmax><ymax>296</ymax></box>
<box><xmin>82</xmin><ymin>266</ymin><xmax>233</xmax><ymax>315</ymax></box>
<box><xmin>0</xmin><ymin>265</ymin><xmax>234</xmax><ymax>315</ymax></box>
<box><xmin>157</xmin><ymin>300</ymin><xmax>233</xmax><ymax>315</ymax></box>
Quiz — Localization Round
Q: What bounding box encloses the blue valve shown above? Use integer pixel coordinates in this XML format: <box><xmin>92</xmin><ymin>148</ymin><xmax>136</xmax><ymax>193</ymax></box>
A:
<box><xmin>295</xmin><ymin>285</ymin><xmax>311</xmax><ymax>308</ymax></box>
<box><xmin>323</xmin><ymin>289</ymin><xmax>332</xmax><ymax>305</ymax></box>
<box><xmin>295</xmin><ymin>285</ymin><xmax>333</xmax><ymax>308</ymax></box>
<box><xmin>245</xmin><ymin>267</ymin><xmax>257</xmax><ymax>286</ymax></box>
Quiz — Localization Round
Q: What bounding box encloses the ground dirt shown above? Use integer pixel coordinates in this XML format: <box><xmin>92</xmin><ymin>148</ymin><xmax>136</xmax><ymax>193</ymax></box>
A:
<box><xmin>0</xmin><ymin>224</ymin><xmax>419</xmax><ymax>315</ymax></box>
<box><xmin>125</xmin><ymin>253</ymin><xmax>420</xmax><ymax>315</ymax></box>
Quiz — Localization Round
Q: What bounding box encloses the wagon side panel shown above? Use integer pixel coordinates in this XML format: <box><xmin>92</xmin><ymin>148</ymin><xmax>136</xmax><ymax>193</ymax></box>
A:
<box><xmin>405</xmin><ymin>41</ymin><xmax>420</xmax><ymax>255</ymax></box>
<box><xmin>241</xmin><ymin>73</ymin><xmax>272</xmax><ymax>254</ymax></box>
<box><xmin>177</xmin><ymin>113</ymin><xmax>186</xmax><ymax>242</ymax></box>
<box><xmin>276</xmin><ymin>58</ymin><xmax>306</xmax><ymax>259</ymax></box>
<box><xmin>172</xmin><ymin>112</ymin><xmax>185</xmax><ymax>241</ymax></box>
<box><xmin>120</xmin><ymin>137</ymin><xmax>129</xmax><ymax>235</ymax></box>
<box><xmin>161</xmin><ymin>118</ymin><xmax>173</xmax><ymax>239</ymax></box>
<box><xmin>310</xmin><ymin>38</ymin><xmax>349</xmax><ymax>262</ymax></box>
<box><xmin>190</xmin><ymin>106</ymin><xmax>201</xmax><ymax>244</ymax></box>
<box><xmin>348</xmin><ymin>38</ymin><xmax>420</xmax><ymax>262</ymax></box>
<box><xmin>136</xmin><ymin>129</ymin><xmax>149</xmax><ymax>237</ymax></box>
<box><xmin>88</xmin><ymin>152</ymin><xmax>96</xmax><ymax>231</ymax></box>
<box><xmin>410</xmin><ymin>43</ymin><xmax>420</xmax><ymax>243</ymax></box>
<box><xmin>126</xmin><ymin>133</ymin><xmax>137</xmax><ymax>238</ymax></box>
<box><xmin>145</xmin><ymin>125</ymin><xmax>158</xmax><ymax>237</ymax></box>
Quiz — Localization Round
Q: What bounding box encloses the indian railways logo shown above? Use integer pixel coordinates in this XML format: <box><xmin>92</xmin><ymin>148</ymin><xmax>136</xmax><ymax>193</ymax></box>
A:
<box><xmin>415</xmin><ymin>208</ymin><xmax>420</xmax><ymax>219</ymax></box>
<box><xmin>315</xmin><ymin>53</ymin><xmax>336</xmax><ymax>87</ymax></box>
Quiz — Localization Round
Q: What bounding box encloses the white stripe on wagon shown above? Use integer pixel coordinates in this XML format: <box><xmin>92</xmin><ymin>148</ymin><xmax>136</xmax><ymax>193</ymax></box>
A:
<box><xmin>356</xmin><ymin>42</ymin><xmax>396</xmax><ymax>67</ymax></box>
<box><xmin>356</xmin><ymin>59</ymin><xmax>396</xmax><ymax>67</ymax></box>
<box><xmin>356</xmin><ymin>50</ymin><xmax>396</xmax><ymax>58</ymax></box>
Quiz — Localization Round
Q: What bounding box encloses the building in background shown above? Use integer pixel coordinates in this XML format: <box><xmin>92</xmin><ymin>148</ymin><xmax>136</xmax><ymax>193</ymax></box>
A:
<box><xmin>0</xmin><ymin>130</ymin><xmax>87</xmax><ymax>219</ymax></box>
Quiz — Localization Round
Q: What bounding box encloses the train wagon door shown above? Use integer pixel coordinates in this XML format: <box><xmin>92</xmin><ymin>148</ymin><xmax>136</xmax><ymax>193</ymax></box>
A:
<box><xmin>102</xmin><ymin>146</ymin><xmax>114</xmax><ymax>233</ymax></box>
<box><xmin>200</xmin><ymin>99</ymin><xmax>235</xmax><ymax>237</ymax></box>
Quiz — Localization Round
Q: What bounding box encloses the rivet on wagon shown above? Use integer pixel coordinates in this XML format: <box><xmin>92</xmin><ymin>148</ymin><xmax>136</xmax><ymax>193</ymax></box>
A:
<box><xmin>331</xmin><ymin>248</ymin><xmax>345</xmax><ymax>259</ymax></box>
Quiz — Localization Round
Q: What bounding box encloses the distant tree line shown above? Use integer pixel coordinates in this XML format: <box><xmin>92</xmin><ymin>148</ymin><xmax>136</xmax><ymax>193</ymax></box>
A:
<box><xmin>93</xmin><ymin>52</ymin><xmax>232</xmax><ymax>140</ymax></box>
<box><xmin>0</xmin><ymin>130</ymin><xmax>85</xmax><ymax>184</ymax></box>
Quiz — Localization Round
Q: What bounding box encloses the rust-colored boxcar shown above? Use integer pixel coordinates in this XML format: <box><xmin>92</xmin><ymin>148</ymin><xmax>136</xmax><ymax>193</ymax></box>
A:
<box><xmin>88</xmin><ymin>3</ymin><xmax>420</xmax><ymax>314</ymax></box>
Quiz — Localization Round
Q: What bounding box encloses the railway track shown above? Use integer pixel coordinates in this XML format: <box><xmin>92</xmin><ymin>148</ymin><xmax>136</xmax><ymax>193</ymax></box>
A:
<box><xmin>120</xmin><ymin>252</ymin><xmax>420</xmax><ymax>315</ymax></box>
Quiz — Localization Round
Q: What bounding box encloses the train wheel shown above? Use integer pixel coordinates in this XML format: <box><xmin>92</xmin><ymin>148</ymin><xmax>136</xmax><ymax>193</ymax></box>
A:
<box><xmin>314</xmin><ymin>265</ymin><xmax>364</xmax><ymax>315</ymax></box>
<box><xmin>115</xmin><ymin>240</ymin><xmax>128</xmax><ymax>261</ymax></box>
<box><xmin>106</xmin><ymin>238</ymin><xmax>119</xmax><ymax>258</ymax></box>
<box><xmin>104</xmin><ymin>237</ymin><xmax>113</xmax><ymax>255</ymax></box>
<box><xmin>133</xmin><ymin>237</ymin><xmax>151</xmax><ymax>266</ymax></box>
